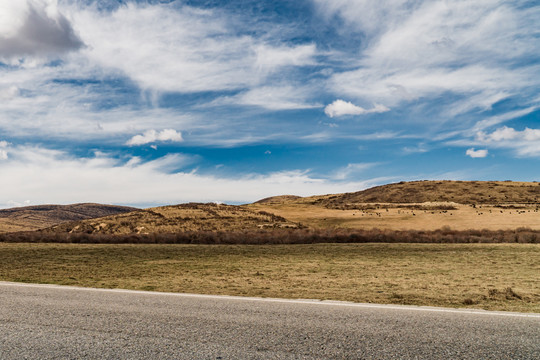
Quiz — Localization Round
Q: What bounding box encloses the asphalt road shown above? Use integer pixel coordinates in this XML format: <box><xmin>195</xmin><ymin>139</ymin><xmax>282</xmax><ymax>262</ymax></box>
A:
<box><xmin>0</xmin><ymin>282</ymin><xmax>538</xmax><ymax>359</ymax></box>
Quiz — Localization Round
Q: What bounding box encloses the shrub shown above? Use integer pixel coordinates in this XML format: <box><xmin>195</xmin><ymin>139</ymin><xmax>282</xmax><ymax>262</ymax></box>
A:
<box><xmin>1</xmin><ymin>228</ymin><xmax>539</xmax><ymax>244</ymax></box>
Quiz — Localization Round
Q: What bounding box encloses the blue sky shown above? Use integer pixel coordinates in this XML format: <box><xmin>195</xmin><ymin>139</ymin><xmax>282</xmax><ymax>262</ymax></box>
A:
<box><xmin>0</xmin><ymin>0</ymin><xmax>539</xmax><ymax>208</ymax></box>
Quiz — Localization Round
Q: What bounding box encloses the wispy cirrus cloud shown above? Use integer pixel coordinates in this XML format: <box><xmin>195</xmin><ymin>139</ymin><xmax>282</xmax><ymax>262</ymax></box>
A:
<box><xmin>314</xmin><ymin>0</ymin><xmax>539</xmax><ymax>122</ymax></box>
<box><xmin>332</xmin><ymin>162</ymin><xmax>377</xmax><ymax>180</ymax></box>
<box><xmin>71</xmin><ymin>3</ymin><xmax>318</xmax><ymax>93</ymax></box>
<box><xmin>0</xmin><ymin>78</ymin><xmax>199</xmax><ymax>141</ymax></box>
<box><xmin>0</xmin><ymin>1</ymin><xmax>326</xmax><ymax>147</ymax></box>
<box><xmin>212</xmin><ymin>85</ymin><xmax>322</xmax><ymax>111</ymax></box>
<box><xmin>471</xmin><ymin>106</ymin><xmax>540</xmax><ymax>132</ymax></box>
<box><xmin>0</xmin><ymin>0</ymin><xmax>538</xmax><ymax>208</ymax></box>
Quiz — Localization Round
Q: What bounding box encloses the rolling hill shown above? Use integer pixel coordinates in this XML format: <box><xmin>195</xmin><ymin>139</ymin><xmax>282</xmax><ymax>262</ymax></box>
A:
<box><xmin>248</xmin><ymin>181</ymin><xmax>540</xmax><ymax>231</ymax></box>
<box><xmin>253</xmin><ymin>181</ymin><xmax>540</xmax><ymax>208</ymax></box>
<box><xmin>313</xmin><ymin>180</ymin><xmax>540</xmax><ymax>207</ymax></box>
<box><xmin>43</xmin><ymin>203</ymin><xmax>301</xmax><ymax>235</ymax></box>
<box><xmin>0</xmin><ymin>203</ymin><xmax>138</xmax><ymax>233</ymax></box>
<box><xmin>6</xmin><ymin>180</ymin><xmax>540</xmax><ymax>235</ymax></box>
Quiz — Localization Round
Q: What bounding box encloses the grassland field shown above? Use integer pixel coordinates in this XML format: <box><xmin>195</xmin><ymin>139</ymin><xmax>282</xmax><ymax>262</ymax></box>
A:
<box><xmin>1</xmin><ymin>181</ymin><xmax>539</xmax><ymax>313</ymax></box>
<box><xmin>1</xmin><ymin>242</ymin><xmax>538</xmax><ymax>313</ymax></box>
<box><xmin>249</xmin><ymin>202</ymin><xmax>540</xmax><ymax>231</ymax></box>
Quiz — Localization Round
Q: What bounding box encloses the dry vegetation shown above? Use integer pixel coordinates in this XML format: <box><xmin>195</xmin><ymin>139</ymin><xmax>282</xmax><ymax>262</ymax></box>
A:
<box><xmin>0</xmin><ymin>203</ymin><xmax>137</xmax><ymax>233</ymax></box>
<box><xmin>248</xmin><ymin>181</ymin><xmax>540</xmax><ymax>231</ymax></box>
<box><xmin>2</xmin><ymin>180</ymin><xmax>539</xmax><ymax>312</ymax></box>
<box><xmin>254</xmin><ymin>195</ymin><xmax>302</xmax><ymax>204</ymax></box>
<box><xmin>3</xmin><ymin>181</ymin><xmax>540</xmax><ymax>235</ymax></box>
<box><xmin>2</xmin><ymin>227</ymin><xmax>540</xmax><ymax>244</ymax></box>
<box><xmin>249</xmin><ymin>202</ymin><xmax>540</xmax><ymax>231</ymax></box>
<box><xmin>1</xmin><ymin>243</ymin><xmax>538</xmax><ymax>313</ymax></box>
<box><xmin>317</xmin><ymin>180</ymin><xmax>540</xmax><ymax>205</ymax></box>
<box><xmin>42</xmin><ymin>203</ymin><xmax>301</xmax><ymax>235</ymax></box>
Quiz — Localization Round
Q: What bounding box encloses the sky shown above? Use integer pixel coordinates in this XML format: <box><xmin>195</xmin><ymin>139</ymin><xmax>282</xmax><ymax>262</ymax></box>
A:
<box><xmin>0</xmin><ymin>0</ymin><xmax>539</xmax><ymax>208</ymax></box>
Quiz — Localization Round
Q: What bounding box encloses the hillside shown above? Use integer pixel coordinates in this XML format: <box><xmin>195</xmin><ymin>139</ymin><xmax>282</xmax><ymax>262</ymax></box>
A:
<box><xmin>249</xmin><ymin>181</ymin><xmax>540</xmax><ymax>231</ymax></box>
<box><xmin>5</xmin><ymin>181</ymin><xmax>540</xmax><ymax>235</ymax></box>
<box><xmin>254</xmin><ymin>195</ymin><xmax>302</xmax><ymax>204</ymax></box>
<box><xmin>43</xmin><ymin>203</ymin><xmax>300</xmax><ymax>235</ymax></box>
<box><xmin>313</xmin><ymin>180</ymin><xmax>540</xmax><ymax>207</ymax></box>
<box><xmin>0</xmin><ymin>203</ymin><xmax>138</xmax><ymax>233</ymax></box>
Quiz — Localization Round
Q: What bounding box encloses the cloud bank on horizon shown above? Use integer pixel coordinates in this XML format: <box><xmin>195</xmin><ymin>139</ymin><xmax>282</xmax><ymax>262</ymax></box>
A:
<box><xmin>0</xmin><ymin>0</ymin><xmax>538</xmax><ymax>208</ymax></box>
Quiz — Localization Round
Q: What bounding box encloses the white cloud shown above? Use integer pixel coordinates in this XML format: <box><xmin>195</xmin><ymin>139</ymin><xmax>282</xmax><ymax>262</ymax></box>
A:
<box><xmin>0</xmin><ymin>86</ymin><xmax>19</xmax><ymax>99</ymax></box>
<box><xmin>315</xmin><ymin>0</ymin><xmax>539</xmax><ymax>120</ymax></box>
<box><xmin>0</xmin><ymin>1</ymin><xmax>323</xmax><ymax>149</ymax></box>
<box><xmin>474</xmin><ymin>126</ymin><xmax>540</xmax><ymax>157</ymax></box>
<box><xmin>313</xmin><ymin>0</ymin><xmax>422</xmax><ymax>37</ymax></box>
<box><xmin>254</xmin><ymin>44</ymin><xmax>317</xmax><ymax>70</ymax></box>
<box><xmin>403</xmin><ymin>144</ymin><xmax>428</xmax><ymax>154</ymax></box>
<box><xmin>214</xmin><ymin>85</ymin><xmax>322</xmax><ymax>110</ymax></box>
<box><xmin>471</xmin><ymin>106</ymin><xmax>539</xmax><ymax>132</ymax></box>
<box><xmin>127</xmin><ymin>129</ymin><xmax>183</xmax><ymax>146</ymax></box>
<box><xmin>345</xmin><ymin>132</ymin><xmax>404</xmax><ymax>140</ymax></box>
<box><xmin>324</xmin><ymin>100</ymin><xmax>389</xmax><ymax>118</ymax></box>
<box><xmin>0</xmin><ymin>140</ymin><xmax>8</xmax><ymax>160</ymax></box>
<box><xmin>0</xmin><ymin>2</ymin><xmax>325</xmax><ymax>147</ymax></box>
<box><xmin>0</xmin><ymin>145</ymin><xmax>378</xmax><ymax>208</ymax></box>
<box><xmin>0</xmin><ymin>66</ymin><xmax>330</xmax><ymax>147</ymax></box>
<box><xmin>466</xmin><ymin>148</ymin><xmax>488</xmax><ymax>158</ymax></box>
<box><xmin>0</xmin><ymin>0</ymin><xmax>83</xmax><ymax>60</ymax></box>
<box><xmin>478</xmin><ymin>127</ymin><xmax>515</xmax><ymax>142</ymax></box>
<box><xmin>332</xmin><ymin>163</ymin><xmax>376</xmax><ymax>180</ymax></box>
<box><xmin>477</xmin><ymin>126</ymin><xmax>540</xmax><ymax>143</ymax></box>
<box><xmin>70</xmin><ymin>3</ymin><xmax>317</xmax><ymax>93</ymax></box>
<box><xmin>330</xmin><ymin>65</ymin><xmax>531</xmax><ymax>109</ymax></box>
<box><xmin>0</xmin><ymin>0</ymin><xmax>536</xmax><ymax>166</ymax></box>
<box><xmin>0</xmin><ymin>64</ymin><xmax>202</xmax><ymax>140</ymax></box>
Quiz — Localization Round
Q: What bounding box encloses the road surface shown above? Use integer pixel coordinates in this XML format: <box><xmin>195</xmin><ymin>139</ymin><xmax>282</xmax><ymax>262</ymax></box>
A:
<box><xmin>0</xmin><ymin>282</ymin><xmax>538</xmax><ymax>359</ymax></box>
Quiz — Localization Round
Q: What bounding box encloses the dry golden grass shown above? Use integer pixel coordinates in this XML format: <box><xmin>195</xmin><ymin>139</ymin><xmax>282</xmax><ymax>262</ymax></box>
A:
<box><xmin>248</xmin><ymin>202</ymin><xmax>540</xmax><ymax>231</ymax></box>
<box><xmin>45</xmin><ymin>203</ymin><xmax>300</xmax><ymax>235</ymax></box>
<box><xmin>1</xmin><ymin>243</ymin><xmax>538</xmax><ymax>313</ymax></box>
<box><xmin>0</xmin><ymin>220</ymin><xmax>36</xmax><ymax>233</ymax></box>
<box><xmin>247</xmin><ymin>180</ymin><xmax>540</xmax><ymax>231</ymax></box>
<box><xmin>5</xmin><ymin>181</ymin><xmax>540</xmax><ymax>234</ymax></box>
<box><xmin>317</xmin><ymin>180</ymin><xmax>540</xmax><ymax>205</ymax></box>
<box><xmin>0</xmin><ymin>204</ymin><xmax>137</xmax><ymax>233</ymax></box>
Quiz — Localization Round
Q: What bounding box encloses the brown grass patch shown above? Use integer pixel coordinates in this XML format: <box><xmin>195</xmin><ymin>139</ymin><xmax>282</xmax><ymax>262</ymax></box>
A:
<box><xmin>249</xmin><ymin>202</ymin><xmax>540</xmax><ymax>231</ymax></box>
<box><xmin>0</xmin><ymin>243</ymin><xmax>538</xmax><ymax>313</ymax></box>
<box><xmin>315</xmin><ymin>180</ymin><xmax>540</xmax><ymax>205</ymax></box>
<box><xmin>42</xmin><ymin>203</ymin><xmax>300</xmax><ymax>235</ymax></box>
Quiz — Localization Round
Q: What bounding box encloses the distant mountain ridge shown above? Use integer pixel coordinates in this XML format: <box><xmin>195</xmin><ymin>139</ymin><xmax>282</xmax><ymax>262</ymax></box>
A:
<box><xmin>0</xmin><ymin>203</ymin><xmax>138</xmax><ymax>233</ymax></box>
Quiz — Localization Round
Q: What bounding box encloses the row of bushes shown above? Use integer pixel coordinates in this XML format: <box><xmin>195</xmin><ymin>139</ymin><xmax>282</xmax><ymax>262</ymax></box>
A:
<box><xmin>1</xmin><ymin>227</ymin><xmax>539</xmax><ymax>244</ymax></box>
